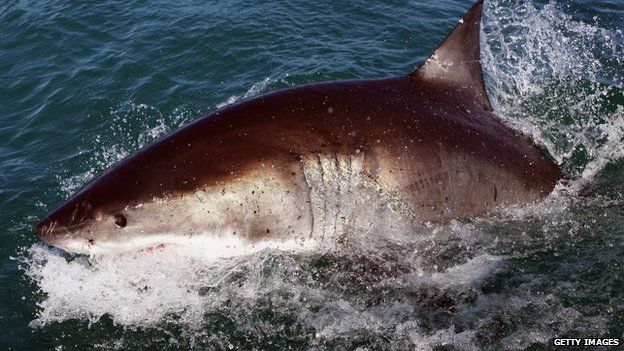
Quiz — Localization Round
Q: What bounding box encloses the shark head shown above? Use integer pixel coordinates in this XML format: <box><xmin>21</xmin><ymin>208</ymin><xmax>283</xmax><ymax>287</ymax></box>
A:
<box><xmin>34</xmin><ymin>124</ymin><xmax>316</xmax><ymax>255</ymax></box>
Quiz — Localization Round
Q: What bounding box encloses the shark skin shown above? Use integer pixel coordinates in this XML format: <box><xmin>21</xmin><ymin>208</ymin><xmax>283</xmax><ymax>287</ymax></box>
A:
<box><xmin>35</xmin><ymin>0</ymin><xmax>563</xmax><ymax>255</ymax></box>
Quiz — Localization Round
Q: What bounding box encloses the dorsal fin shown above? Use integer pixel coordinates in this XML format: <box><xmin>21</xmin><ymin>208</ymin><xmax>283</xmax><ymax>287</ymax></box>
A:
<box><xmin>409</xmin><ymin>0</ymin><xmax>492</xmax><ymax>111</ymax></box>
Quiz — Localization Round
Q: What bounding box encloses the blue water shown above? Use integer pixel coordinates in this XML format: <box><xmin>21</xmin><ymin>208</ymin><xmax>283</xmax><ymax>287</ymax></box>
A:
<box><xmin>1</xmin><ymin>0</ymin><xmax>623</xmax><ymax>350</ymax></box>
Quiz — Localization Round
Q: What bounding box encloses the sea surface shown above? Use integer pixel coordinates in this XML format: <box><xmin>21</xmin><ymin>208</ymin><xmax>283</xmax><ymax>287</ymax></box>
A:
<box><xmin>1</xmin><ymin>0</ymin><xmax>623</xmax><ymax>350</ymax></box>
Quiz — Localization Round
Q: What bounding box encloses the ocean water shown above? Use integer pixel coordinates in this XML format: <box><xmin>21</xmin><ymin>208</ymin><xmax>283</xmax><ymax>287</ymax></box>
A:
<box><xmin>1</xmin><ymin>0</ymin><xmax>623</xmax><ymax>349</ymax></box>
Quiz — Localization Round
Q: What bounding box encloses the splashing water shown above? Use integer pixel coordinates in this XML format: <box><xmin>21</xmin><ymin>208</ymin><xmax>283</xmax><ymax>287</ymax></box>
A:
<box><xmin>19</xmin><ymin>223</ymin><xmax>505</xmax><ymax>350</ymax></box>
<box><xmin>216</xmin><ymin>76</ymin><xmax>287</xmax><ymax>109</ymax></box>
<box><xmin>15</xmin><ymin>1</ymin><xmax>624</xmax><ymax>350</ymax></box>
<box><xmin>56</xmin><ymin>103</ymin><xmax>193</xmax><ymax>196</ymax></box>
<box><xmin>482</xmin><ymin>0</ymin><xmax>624</xmax><ymax>183</ymax></box>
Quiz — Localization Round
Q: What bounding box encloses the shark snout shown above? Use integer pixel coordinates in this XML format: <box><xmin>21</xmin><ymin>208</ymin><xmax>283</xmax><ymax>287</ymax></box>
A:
<box><xmin>35</xmin><ymin>218</ymin><xmax>55</xmax><ymax>238</ymax></box>
<box><xmin>34</xmin><ymin>216</ymin><xmax>66</xmax><ymax>247</ymax></box>
<box><xmin>34</xmin><ymin>198</ymin><xmax>95</xmax><ymax>246</ymax></box>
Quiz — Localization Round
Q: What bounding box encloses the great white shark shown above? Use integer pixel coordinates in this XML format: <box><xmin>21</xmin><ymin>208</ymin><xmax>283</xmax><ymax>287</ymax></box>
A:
<box><xmin>35</xmin><ymin>0</ymin><xmax>563</xmax><ymax>255</ymax></box>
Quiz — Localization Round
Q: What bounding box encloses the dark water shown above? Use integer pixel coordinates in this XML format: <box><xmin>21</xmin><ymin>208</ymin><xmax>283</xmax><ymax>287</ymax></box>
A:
<box><xmin>1</xmin><ymin>0</ymin><xmax>623</xmax><ymax>350</ymax></box>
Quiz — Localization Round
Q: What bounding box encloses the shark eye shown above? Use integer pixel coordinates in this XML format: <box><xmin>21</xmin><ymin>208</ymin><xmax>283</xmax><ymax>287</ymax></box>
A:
<box><xmin>114</xmin><ymin>214</ymin><xmax>127</xmax><ymax>228</ymax></box>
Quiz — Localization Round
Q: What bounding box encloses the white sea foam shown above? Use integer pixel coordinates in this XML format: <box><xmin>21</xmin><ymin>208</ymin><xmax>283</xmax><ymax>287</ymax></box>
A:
<box><xmin>428</xmin><ymin>253</ymin><xmax>502</xmax><ymax>288</ymax></box>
